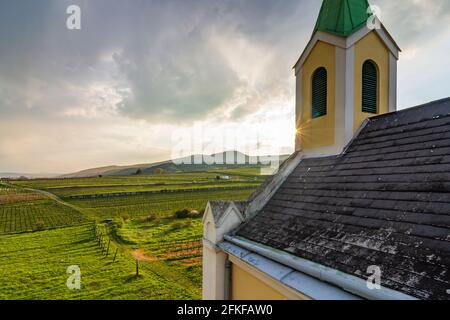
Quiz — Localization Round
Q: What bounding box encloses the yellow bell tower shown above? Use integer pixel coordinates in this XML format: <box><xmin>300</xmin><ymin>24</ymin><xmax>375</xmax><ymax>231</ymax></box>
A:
<box><xmin>294</xmin><ymin>0</ymin><xmax>401</xmax><ymax>156</ymax></box>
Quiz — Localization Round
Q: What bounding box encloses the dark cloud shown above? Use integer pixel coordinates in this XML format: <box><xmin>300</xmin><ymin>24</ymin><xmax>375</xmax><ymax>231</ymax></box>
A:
<box><xmin>373</xmin><ymin>0</ymin><xmax>450</xmax><ymax>47</ymax></box>
<box><xmin>1</xmin><ymin>0</ymin><xmax>450</xmax><ymax>172</ymax></box>
<box><xmin>1</xmin><ymin>0</ymin><xmax>449</xmax><ymax>123</ymax></box>
<box><xmin>0</xmin><ymin>0</ymin><xmax>317</xmax><ymax>122</ymax></box>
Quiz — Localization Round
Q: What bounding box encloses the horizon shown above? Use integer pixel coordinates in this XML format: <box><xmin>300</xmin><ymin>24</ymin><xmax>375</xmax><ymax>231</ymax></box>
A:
<box><xmin>0</xmin><ymin>149</ymin><xmax>290</xmax><ymax>176</ymax></box>
<box><xmin>1</xmin><ymin>0</ymin><xmax>450</xmax><ymax>173</ymax></box>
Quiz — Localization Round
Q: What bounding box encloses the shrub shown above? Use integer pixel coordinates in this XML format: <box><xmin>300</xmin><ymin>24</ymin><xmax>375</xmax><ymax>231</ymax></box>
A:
<box><xmin>121</xmin><ymin>214</ymin><xmax>131</xmax><ymax>222</ymax></box>
<box><xmin>33</xmin><ymin>220</ymin><xmax>46</xmax><ymax>231</ymax></box>
<box><xmin>141</xmin><ymin>214</ymin><xmax>157</xmax><ymax>223</ymax></box>
<box><xmin>188</xmin><ymin>210</ymin><xmax>204</xmax><ymax>218</ymax></box>
<box><xmin>173</xmin><ymin>209</ymin><xmax>190</xmax><ymax>219</ymax></box>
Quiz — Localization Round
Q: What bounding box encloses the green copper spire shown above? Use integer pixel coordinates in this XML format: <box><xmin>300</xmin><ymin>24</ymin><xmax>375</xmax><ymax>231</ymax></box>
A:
<box><xmin>314</xmin><ymin>0</ymin><xmax>372</xmax><ymax>37</ymax></box>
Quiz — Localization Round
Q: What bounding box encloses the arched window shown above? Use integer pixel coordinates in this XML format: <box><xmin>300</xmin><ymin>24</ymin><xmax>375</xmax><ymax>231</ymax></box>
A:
<box><xmin>362</xmin><ymin>60</ymin><xmax>378</xmax><ymax>114</ymax></box>
<box><xmin>312</xmin><ymin>67</ymin><xmax>328</xmax><ymax>119</ymax></box>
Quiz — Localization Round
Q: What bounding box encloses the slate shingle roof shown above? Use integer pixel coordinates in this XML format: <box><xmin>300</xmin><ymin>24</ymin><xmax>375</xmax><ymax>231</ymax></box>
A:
<box><xmin>236</xmin><ymin>98</ymin><xmax>450</xmax><ymax>300</ymax></box>
<box><xmin>209</xmin><ymin>201</ymin><xmax>248</xmax><ymax>224</ymax></box>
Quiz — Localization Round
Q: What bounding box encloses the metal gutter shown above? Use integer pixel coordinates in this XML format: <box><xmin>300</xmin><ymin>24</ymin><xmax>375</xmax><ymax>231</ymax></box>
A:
<box><xmin>220</xmin><ymin>241</ymin><xmax>359</xmax><ymax>300</ymax></box>
<box><xmin>224</xmin><ymin>235</ymin><xmax>418</xmax><ymax>301</ymax></box>
<box><xmin>224</xmin><ymin>258</ymin><xmax>232</xmax><ymax>300</ymax></box>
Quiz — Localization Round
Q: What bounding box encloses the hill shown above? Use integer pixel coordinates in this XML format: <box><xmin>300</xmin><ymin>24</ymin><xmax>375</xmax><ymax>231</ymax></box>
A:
<box><xmin>0</xmin><ymin>172</ymin><xmax>61</xmax><ymax>179</ymax></box>
<box><xmin>60</xmin><ymin>151</ymin><xmax>290</xmax><ymax>178</ymax></box>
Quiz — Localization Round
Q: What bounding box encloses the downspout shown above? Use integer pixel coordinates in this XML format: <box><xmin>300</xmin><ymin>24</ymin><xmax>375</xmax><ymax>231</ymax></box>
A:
<box><xmin>224</xmin><ymin>258</ymin><xmax>232</xmax><ymax>300</ymax></box>
<box><xmin>225</xmin><ymin>235</ymin><xmax>418</xmax><ymax>301</ymax></box>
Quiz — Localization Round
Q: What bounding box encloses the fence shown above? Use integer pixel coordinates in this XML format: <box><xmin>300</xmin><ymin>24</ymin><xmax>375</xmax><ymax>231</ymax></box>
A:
<box><xmin>92</xmin><ymin>221</ymin><xmax>202</xmax><ymax>272</ymax></box>
<box><xmin>65</xmin><ymin>186</ymin><xmax>257</xmax><ymax>200</ymax></box>
<box><xmin>92</xmin><ymin>221</ymin><xmax>119</xmax><ymax>263</ymax></box>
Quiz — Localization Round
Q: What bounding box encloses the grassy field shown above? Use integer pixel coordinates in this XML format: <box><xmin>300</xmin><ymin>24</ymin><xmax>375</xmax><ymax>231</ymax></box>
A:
<box><xmin>39</xmin><ymin>182</ymin><xmax>260</xmax><ymax>198</ymax></box>
<box><xmin>0</xmin><ymin>168</ymin><xmax>266</xmax><ymax>300</ymax></box>
<box><xmin>0</xmin><ymin>225</ymin><xmax>199</xmax><ymax>299</ymax></box>
<box><xmin>12</xmin><ymin>170</ymin><xmax>264</xmax><ymax>190</ymax></box>
<box><xmin>113</xmin><ymin>218</ymin><xmax>205</xmax><ymax>289</ymax></box>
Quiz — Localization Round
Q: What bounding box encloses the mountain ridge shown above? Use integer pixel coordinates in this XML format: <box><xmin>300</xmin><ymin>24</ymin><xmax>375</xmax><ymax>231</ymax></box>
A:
<box><xmin>60</xmin><ymin>151</ymin><xmax>290</xmax><ymax>178</ymax></box>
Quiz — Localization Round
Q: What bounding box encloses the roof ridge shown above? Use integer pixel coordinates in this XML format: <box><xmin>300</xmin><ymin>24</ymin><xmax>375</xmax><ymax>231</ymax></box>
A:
<box><xmin>368</xmin><ymin>97</ymin><xmax>450</xmax><ymax>122</ymax></box>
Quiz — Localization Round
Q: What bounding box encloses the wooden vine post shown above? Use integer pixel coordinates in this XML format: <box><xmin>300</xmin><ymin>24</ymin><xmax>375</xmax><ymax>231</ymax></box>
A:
<box><xmin>113</xmin><ymin>248</ymin><xmax>118</xmax><ymax>263</ymax></box>
<box><xmin>106</xmin><ymin>238</ymin><xmax>111</xmax><ymax>256</ymax></box>
<box><xmin>136</xmin><ymin>258</ymin><xmax>139</xmax><ymax>276</ymax></box>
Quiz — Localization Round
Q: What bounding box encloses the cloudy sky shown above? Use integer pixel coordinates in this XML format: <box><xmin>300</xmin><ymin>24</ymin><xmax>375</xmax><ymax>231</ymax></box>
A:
<box><xmin>0</xmin><ymin>0</ymin><xmax>449</xmax><ymax>173</ymax></box>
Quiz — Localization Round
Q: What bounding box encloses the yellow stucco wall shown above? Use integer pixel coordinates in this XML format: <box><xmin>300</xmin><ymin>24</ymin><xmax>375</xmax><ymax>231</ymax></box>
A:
<box><xmin>353</xmin><ymin>31</ymin><xmax>390</xmax><ymax>131</ymax></box>
<box><xmin>300</xmin><ymin>41</ymin><xmax>336</xmax><ymax>149</ymax></box>
<box><xmin>231</xmin><ymin>264</ymin><xmax>285</xmax><ymax>300</ymax></box>
<box><xmin>230</xmin><ymin>260</ymin><xmax>311</xmax><ymax>300</ymax></box>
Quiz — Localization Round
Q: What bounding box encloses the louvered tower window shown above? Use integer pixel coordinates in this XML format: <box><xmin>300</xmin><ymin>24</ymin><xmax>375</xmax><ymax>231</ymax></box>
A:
<box><xmin>312</xmin><ymin>67</ymin><xmax>327</xmax><ymax>119</ymax></box>
<box><xmin>362</xmin><ymin>60</ymin><xmax>378</xmax><ymax>114</ymax></box>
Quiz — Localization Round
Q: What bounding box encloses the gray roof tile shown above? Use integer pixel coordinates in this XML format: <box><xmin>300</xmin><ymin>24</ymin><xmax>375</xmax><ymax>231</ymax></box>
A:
<box><xmin>236</xmin><ymin>98</ymin><xmax>450</xmax><ymax>300</ymax></box>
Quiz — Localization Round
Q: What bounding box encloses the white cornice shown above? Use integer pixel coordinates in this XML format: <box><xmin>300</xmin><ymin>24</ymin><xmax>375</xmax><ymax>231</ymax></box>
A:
<box><xmin>294</xmin><ymin>18</ymin><xmax>401</xmax><ymax>75</ymax></box>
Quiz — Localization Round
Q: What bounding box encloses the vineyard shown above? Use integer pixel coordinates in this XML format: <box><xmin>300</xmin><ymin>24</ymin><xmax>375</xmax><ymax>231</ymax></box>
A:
<box><xmin>116</xmin><ymin>217</ymin><xmax>205</xmax><ymax>286</ymax></box>
<box><xmin>0</xmin><ymin>184</ymin><xmax>45</xmax><ymax>205</ymax></box>
<box><xmin>0</xmin><ymin>184</ymin><xmax>87</xmax><ymax>234</ymax></box>
<box><xmin>0</xmin><ymin>168</ymin><xmax>267</xmax><ymax>299</ymax></box>
<box><xmin>66</xmin><ymin>188</ymin><xmax>256</xmax><ymax>220</ymax></box>
<box><xmin>0</xmin><ymin>225</ymin><xmax>200</xmax><ymax>299</ymax></box>
<box><xmin>0</xmin><ymin>200</ymin><xmax>87</xmax><ymax>234</ymax></box>
<box><xmin>41</xmin><ymin>182</ymin><xmax>260</xmax><ymax>198</ymax></box>
<box><xmin>11</xmin><ymin>170</ymin><xmax>265</xmax><ymax>190</ymax></box>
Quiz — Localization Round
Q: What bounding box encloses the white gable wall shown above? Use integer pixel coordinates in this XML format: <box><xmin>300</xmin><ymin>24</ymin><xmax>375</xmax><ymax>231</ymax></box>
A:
<box><xmin>202</xmin><ymin>202</ymin><xmax>245</xmax><ymax>300</ymax></box>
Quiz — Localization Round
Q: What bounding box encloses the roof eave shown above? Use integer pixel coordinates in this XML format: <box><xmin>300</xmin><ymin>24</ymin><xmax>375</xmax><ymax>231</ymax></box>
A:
<box><xmin>293</xmin><ymin>20</ymin><xmax>401</xmax><ymax>72</ymax></box>
<box><xmin>225</xmin><ymin>235</ymin><xmax>419</xmax><ymax>301</ymax></box>
<box><xmin>220</xmin><ymin>240</ymin><xmax>361</xmax><ymax>300</ymax></box>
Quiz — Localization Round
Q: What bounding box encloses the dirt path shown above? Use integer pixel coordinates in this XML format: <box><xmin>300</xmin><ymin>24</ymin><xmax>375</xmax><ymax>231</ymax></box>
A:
<box><xmin>131</xmin><ymin>249</ymin><xmax>158</xmax><ymax>262</ymax></box>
